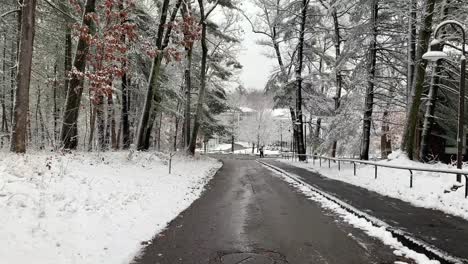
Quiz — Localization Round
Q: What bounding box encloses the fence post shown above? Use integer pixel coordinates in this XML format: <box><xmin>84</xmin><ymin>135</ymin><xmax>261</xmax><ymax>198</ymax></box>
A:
<box><xmin>374</xmin><ymin>165</ymin><xmax>377</xmax><ymax>179</ymax></box>
<box><xmin>313</xmin><ymin>156</ymin><xmax>315</xmax><ymax>165</ymax></box>
<box><xmin>465</xmin><ymin>175</ymin><xmax>468</xmax><ymax>198</ymax></box>
<box><xmin>409</xmin><ymin>169</ymin><xmax>413</xmax><ymax>188</ymax></box>
<box><xmin>320</xmin><ymin>157</ymin><xmax>322</xmax><ymax>167</ymax></box>
<box><xmin>353</xmin><ymin>162</ymin><xmax>356</xmax><ymax>176</ymax></box>
<box><xmin>338</xmin><ymin>160</ymin><xmax>341</xmax><ymax>171</ymax></box>
<box><xmin>328</xmin><ymin>159</ymin><xmax>331</xmax><ymax>168</ymax></box>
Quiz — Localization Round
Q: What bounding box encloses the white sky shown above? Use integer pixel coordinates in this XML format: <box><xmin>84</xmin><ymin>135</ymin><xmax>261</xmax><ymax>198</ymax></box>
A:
<box><xmin>236</xmin><ymin>1</ymin><xmax>276</xmax><ymax>91</ymax></box>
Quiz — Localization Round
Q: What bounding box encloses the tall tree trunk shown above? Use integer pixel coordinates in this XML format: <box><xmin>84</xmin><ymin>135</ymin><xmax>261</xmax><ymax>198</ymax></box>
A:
<box><xmin>419</xmin><ymin>0</ymin><xmax>449</xmax><ymax>162</ymax></box>
<box><xmin>88</xmin><ymin>102</ymin><xmax>96</xmax><ymax>151</ymax></box>
<box><xmin>402</xmin><ymin>0</ymin><xmax>437</xmax><ymax>160</ymax></box>
<box><xmin>119</xmin><ymin>1</ymin><xmax>130</xmax><ymax>150</ymax></box>
<box><xmin>10</xmin><ymin>39</ymin><xmax>15</xmax><ymax>127</ymax></box>
<box><xmin>64</xmin><ymin>27</ymin><xmax>72</xmax><ymax>97</ymax></box>
<box><xmin>136</xmin><ymin>0</ymin><xmax>182</xmax><ymax>150</ymax></box>
<box><xmin>314</xmin><ymin>118</ymin><xmax>322</xmax><ymax>155</ymax></box>
<box><xmin>1</xmin><ymin>34</ymin><xmax>8</xmax><ymax>134</ymax></box>
<box><xmin>53</xmin><ymin>59</ymin><xmax>58</xmax><ymax>143</ymax></box>
<box><xmin>188</xmin><ymin>0</ymin><xmax>208</xmax><ymax>155</ymax></box>
<box><xmin>407</xmin><ymin>0</ymin><xmax>417</xmax><ymax>109</ymax></box>
<box><xmin>11</xmin><ymin>0</ymin><xmax>37</xmax><ymax>153</ymax></box>
<box><xmin>181</xmin><ymin>2</ymin><xmax>193</xmax><ymax>150</ymax></box>
<box><xmin>61</xmin><ymin>0</ymin><xmax>96</xmax><ymax>150</ymax></box>
<box><xmin>108</xmin><ymin>94</ymin><xmax>117</xmax><ymax>150</ymax></box>
<box><xmin>360</xmin><ymin>0</ymin><xmax>379</xmax><ymax>160</ymax></box>
<box><xmin>96</xmin><ymin>95</ymin><xmax>105</xmax><ymax>150</ymax></box>
<box><xmin>294</xmin><ymin>0</ymin><xmax>307</xmax><ymax>161</ymax></box>
<box><xmin>331</xmin><ymin>7</ymin><xmax>342</xmax><ymax>158</ymax></box>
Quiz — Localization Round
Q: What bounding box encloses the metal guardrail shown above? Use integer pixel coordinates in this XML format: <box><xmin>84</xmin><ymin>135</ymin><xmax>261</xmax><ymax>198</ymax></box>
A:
<box><xmin>281</xmin><ymin>153</ymin><xmax>468</xmax><ymax>198</ymax></box>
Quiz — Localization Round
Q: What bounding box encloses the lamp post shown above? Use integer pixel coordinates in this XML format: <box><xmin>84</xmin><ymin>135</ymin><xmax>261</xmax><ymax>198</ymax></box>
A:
<box><xmin>422</xmin><ymin>20</ymin><xmax>466</xmax><ymax>182</ymax></box>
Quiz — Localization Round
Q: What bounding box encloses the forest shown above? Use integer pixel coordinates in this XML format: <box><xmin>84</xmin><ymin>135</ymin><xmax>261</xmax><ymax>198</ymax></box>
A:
<box><xmin>1</xmin><ymin>0</ymin><xmax>467</xmax><ymax>164</ymax></box>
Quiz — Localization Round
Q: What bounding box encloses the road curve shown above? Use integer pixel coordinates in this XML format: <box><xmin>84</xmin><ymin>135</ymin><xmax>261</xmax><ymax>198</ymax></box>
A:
<box><xmin>132</xmin><ymin>156</ymin><xmax>405</xmax><ymax>264</ymax></box>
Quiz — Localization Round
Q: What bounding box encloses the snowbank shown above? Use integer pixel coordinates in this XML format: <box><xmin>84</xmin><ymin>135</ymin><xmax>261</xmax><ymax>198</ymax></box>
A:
<box><xmin>279</xmin><ymin>151</ymin><xmax>468</xmax><ymax>220</ymax></box>
<box><xmin>0</xmin><ymin>151</ymin><xmax>221</xmax><ymax>264</ymax></box>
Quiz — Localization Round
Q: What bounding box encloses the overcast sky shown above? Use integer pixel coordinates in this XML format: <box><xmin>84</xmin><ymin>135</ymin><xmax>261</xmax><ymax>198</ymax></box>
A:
<box><xmin>236</xmin><ymin>2</ymin><xmax>276</xmax><ymax>91</ymax></box>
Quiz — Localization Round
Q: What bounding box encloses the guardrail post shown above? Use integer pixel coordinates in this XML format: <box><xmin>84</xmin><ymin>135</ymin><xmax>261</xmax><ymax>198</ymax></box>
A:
<box><xmin>319</xmin><ymin>157</ymin><xmax>322</xmax><ymax>167</ymax></box>
<box><xmin>353</xmin><ymin>162</ymin><xmax>356</xmax><ymax>176</ymax></box>
<box><xmin>409</xmin><ymin>169</ymin><xmax>413</xmax><ymax>188</ymax></box>
<box><xmin>374</xmin><ymin>165</ymin><xmax>377</xmax><ymax>179</ymax></box>
<box><xmin>328</xmin><ymin>159</ymin><xmax>331</xmax><ymax>168</ymax></box>
<box><xmin>338</xmin><ymin>160</ymin><xmax>341</xmax><ymax>171</ymax></box>
<box><xmin>313</xmin><ymin>156</ymin><xmax>315</xmax><ymax>165</ymax></box>
<box><xmin>465</xmin><ymin>175</ymin><xmax>468</xmax><ymax>198</ymax></box>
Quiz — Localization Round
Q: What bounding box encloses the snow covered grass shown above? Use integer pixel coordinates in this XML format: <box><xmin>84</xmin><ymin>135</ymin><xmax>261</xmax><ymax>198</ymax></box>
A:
<box><xmin>278</xmin><ymin>151</ymin><xmax>468</xmax><ymax>220</ymax></box>
<box><xmin>266</xmin><ymin>165</ymin><xmax>440</xmax><ymax>264</ymax></box>
<box><xmin>0</xmin><ymin>151</ymin><xmax>221</xmax><ymax>264</ymax></box>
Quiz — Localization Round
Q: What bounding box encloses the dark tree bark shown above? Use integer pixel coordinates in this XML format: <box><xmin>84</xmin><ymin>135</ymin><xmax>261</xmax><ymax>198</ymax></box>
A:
<box><xmin>188</xmin><ymin>0</ymin><xmax>209</xmax><ymax>155</ymax></box>
<box><xmin>331</xmin><ymin>7</ymin><xmax>342</xmax><ymax>158</ymax></box>
<box><xmin>61</xmin><ymin>0</ymin><xmax>97</xmax><ymax>150</ymax></box>
<box><xmin>360</xmin><ymin>0</ymin><xmax>379</xmax><ymax>160</ymax></box>
<box><xmin>402</xmin><ymin>0</ymin><xmax>437</xmax><ymax>160</ymax></box>
<box><xmin>64</xmin><ymin>27</ymin><xmax>72</xmax><ymax>97</ymax></box>
<box><xmin>294</xmin><ymin>0</ymin><xmax>308</xmax><ymax>161</ymax></box>
<box><xmin>419</xmin><ymin>0</ymin><xmax>450</xmax><ymax>161</ymax></box>
<box><xmin>1</xmin><ymin>34</ymin><xmax>9</xmax><ymax>135</ymax></box>
<box><xmin>53</xmin><ymin>60</ymin><xmax>58</xmax><ymax>143</ymax></box>
<box><xmin>407</xmin><ymin>0</ymin><xmax>417</xmax><ymax>108</ymax></box>
<box><xmin>181</xmin><ymin>2</ymin><xmax>193</xmax><ymax>150</ymax></box>
<box><xmin>137</xmin><ymin>0</ymin><xmax>182</xmax><ymax>150</ymax></box>
<box><xmin>119</xmin><ymin>1</ymin><xmax>130</xmax><ymax>150</ymax></box>
<box><xmin>11</xmin><ymin>0</ymin><xmax>37</xmax><ymax>153</ymax></box>
<box><xmin>96</xmin><ymin>95</ymin><xmax>105</xmax><ymax>150</ymax></box>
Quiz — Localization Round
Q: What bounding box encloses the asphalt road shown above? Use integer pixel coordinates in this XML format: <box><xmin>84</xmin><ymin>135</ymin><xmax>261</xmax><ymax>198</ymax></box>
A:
<box><xmin>132</xmin><ymin>156</ymin><xmax>406</xmax><ymax>264</ymax></box>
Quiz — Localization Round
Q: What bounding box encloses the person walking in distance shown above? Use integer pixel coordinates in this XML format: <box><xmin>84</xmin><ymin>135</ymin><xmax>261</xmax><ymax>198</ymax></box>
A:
<box><xmin>259</xmin><ymin>145</ymin><xmax>264</xmax><ymax>158</ymax></box>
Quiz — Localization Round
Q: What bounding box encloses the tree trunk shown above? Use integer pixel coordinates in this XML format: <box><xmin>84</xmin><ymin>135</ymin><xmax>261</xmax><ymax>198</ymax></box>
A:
<box><xmin>188</xmin><ymin>0</ymin><xmax>208</xmax><ymax>155</ymax></box>
<box><xmin>88</xmin><ymin>102</ymin><xmax>97</xmax><ymax>151</ymax></box>
<box><xmin>419</xmin><ymin>0</ymin><xmax>450</xmax><ymax>162</ymax></box>
<box><xmin>314</xmin><ymin>118</ymin><xmax>322</xmax><ymax>155</ymax></box>
<box><xmin>96</xmin><ymin>95</ymin><xmax>105</xmax><ymax>151</ymax></box>
<box><xmin>294</xmin><ymin>0</ymin><xmax>307</xmax><ymax>161</ymax></box>
<box><xmin>402</xmin><ymin>0</ymin><xmax>437</xmax><ymax>160</ymax></box>
<box><xmin>136</xmin><ymin>0</ymin><xmax>182</xmax><ymax>150</ymax></box>
<box><xmin>360</xmin><ymin>0</ymin><xmax>379</xmax><ymax>160</ymax></box>
<box><xmin>108</xmin><ymin>94</ymin><xmax>117</xmax><ymax>150</ymax></box>
<box><xmin>61</xmin><ymin>0</ymin><xmax>96</xmax><ymax>150</ymax></box>
<box><xmin>420</xmin><ymin>58</ymin><xmax>442</xmax><ymax>161</ymax></box>
<box><xmin>64</xmin><ymin>26</ymin><xmax>72</xmax><ymax>96</ymax></box>
<box><xmin>53</xmin><ymin>60</ymin><xmax>58</xmax><ymax>143</ymax></box>
<box><xmin>407</xmin><ymin>0</ymin><xmax>417</xmax><ymax>109</ymax></box>
<box><xmin>1</xmin><ymin>34</ymin><xmax>9</xmax><ymax>134</ymax></box>
<box><xmin>11</xmin><ymin>0</ymin><xmax>37</xmax><ymax>153</ymax></box>
<box><xmin>331</xmin><ymin>7</ymin><xmax>342</xmax><ymax>158</ymax></box>
<box><xmin>181</xmin><ymin>2</ymin><xmax>193</xmax><ymax>150</ymax></box>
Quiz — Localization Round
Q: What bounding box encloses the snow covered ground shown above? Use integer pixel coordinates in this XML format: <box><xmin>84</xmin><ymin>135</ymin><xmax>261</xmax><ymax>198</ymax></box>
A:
<box><xmin>278</xmin><ymin>151</ymin><xmax>468</xmax><ymax>220</ymax></box>
<box><xmin>0</xmin><ymin>151</ymin><xmax>221</xmax><ymax>264</ymax></box>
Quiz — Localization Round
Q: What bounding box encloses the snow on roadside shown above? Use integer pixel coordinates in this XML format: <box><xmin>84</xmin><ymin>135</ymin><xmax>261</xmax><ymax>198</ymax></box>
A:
<box><xmin>278</xmin><ymin>151</ymin><xmax>468</xmax><ymax>220</ymax></box>
<box><xmin>0</xmin><ymin>151</ymin><xmax>221</xmax><ymax>264</ymax></box>
<box><xmin>267</xmin><ymin>167</ymin><xmax>440</xmax><ymax>264</ymax></box>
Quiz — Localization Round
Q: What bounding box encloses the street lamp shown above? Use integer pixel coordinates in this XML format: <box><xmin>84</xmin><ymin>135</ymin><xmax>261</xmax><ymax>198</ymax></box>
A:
<box><xmin>422</xmin><ymin>20</ymin><xmax>466</xmax><ymax>182</ymax></box>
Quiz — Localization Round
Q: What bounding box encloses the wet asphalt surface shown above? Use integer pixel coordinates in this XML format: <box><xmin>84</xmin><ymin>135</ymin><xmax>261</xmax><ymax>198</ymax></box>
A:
<box><xmin>132</xmin><ymin>155</ymin><xmax>407</xmax><ymax>264</ymax></box>
<box><xmin>264</xmin><ymin>159</ymin><xmax>468</xmax><ymax>263</ymax></box>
